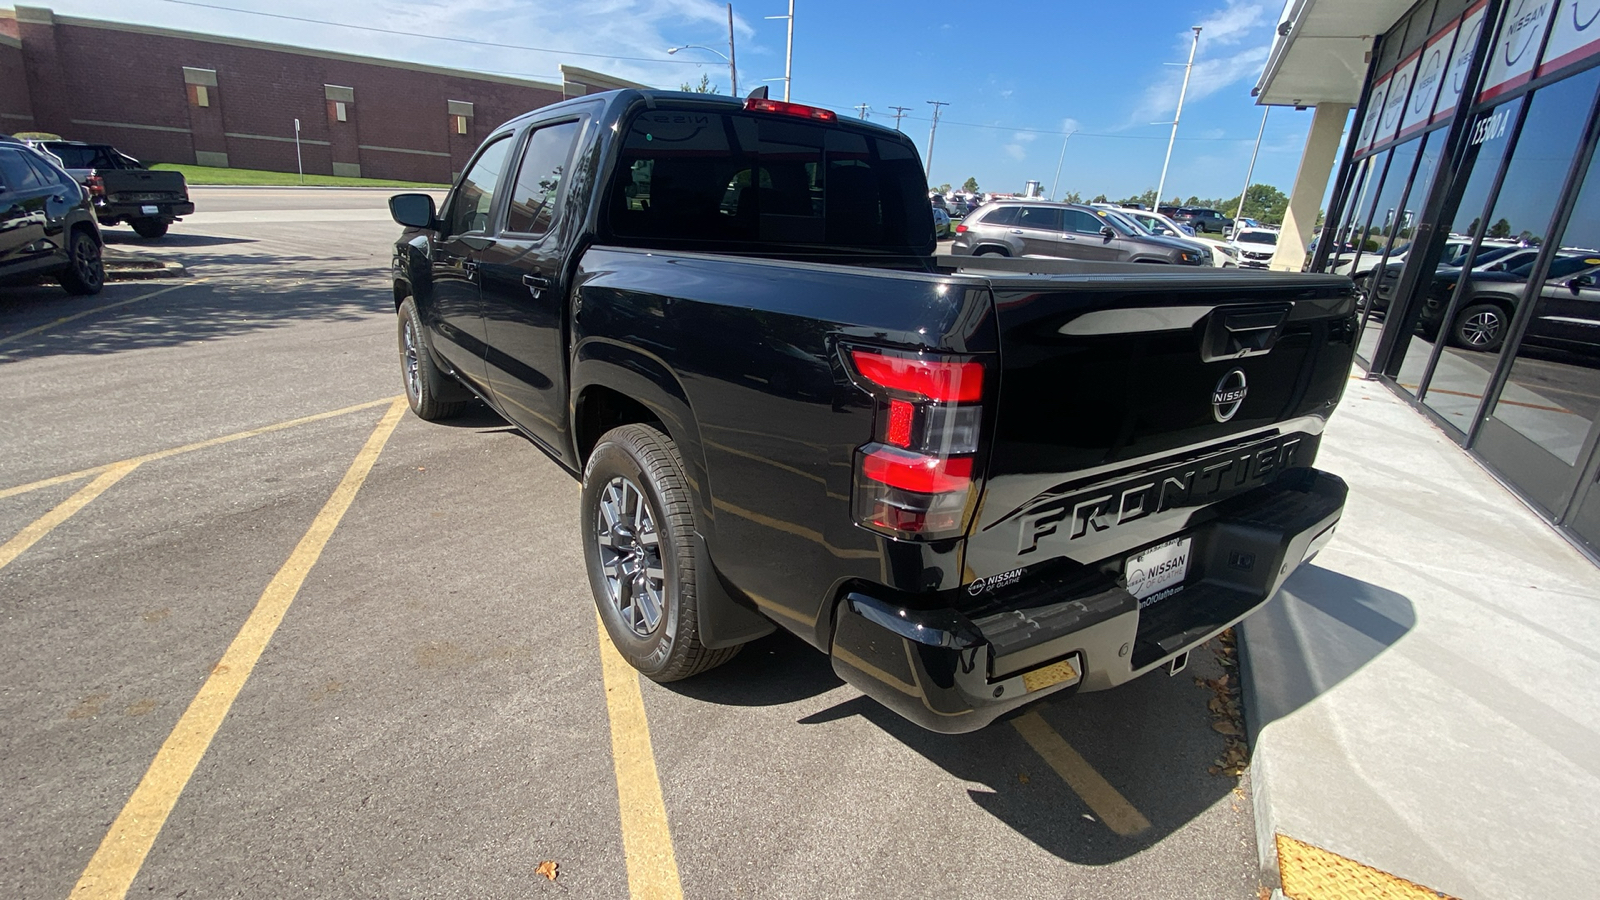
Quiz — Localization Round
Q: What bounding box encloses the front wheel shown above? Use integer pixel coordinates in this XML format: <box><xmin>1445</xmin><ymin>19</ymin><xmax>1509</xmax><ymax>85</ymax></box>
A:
<box><xmin>397</xmin><ymin>296</ymin><xmax>467</xmax><ymax>420</ymax></box>
<box><xmin>582</xmin><ymin>424</ymin><xmax>740</xmax><ymax>682</ymax></box>
<box><xmin>1451</xmin><ymin>303</ymin><xmax>1508</xmax><ymax>352</ymax></box>
<box><xmin>131</xmin><ymin>218</ymin><xmax>169</xmax><ymax>239</ymax></box>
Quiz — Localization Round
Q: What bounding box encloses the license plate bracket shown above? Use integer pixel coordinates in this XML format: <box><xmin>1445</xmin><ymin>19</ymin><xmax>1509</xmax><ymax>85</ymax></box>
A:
<box><xmin>1125</xmin><ymin>536</ymin><xmax>1191</xmax><ymax>607</ymax></box>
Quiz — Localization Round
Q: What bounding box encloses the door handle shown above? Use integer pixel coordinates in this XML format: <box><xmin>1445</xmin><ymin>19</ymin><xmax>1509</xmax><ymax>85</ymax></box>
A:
<box><xmin>1009</xmin><ymin>229</ymin><xmax>1024</xmax><ymax>234</ymax></box>
<box><xmin>523</xmin><ymin>272</ymin><xmax>551</xmax><ymax>297</ymax></box>
<box><xmin>461</xmin><ymin>259</ymin><xmax>479</xmax><ymax>274</ymax></box>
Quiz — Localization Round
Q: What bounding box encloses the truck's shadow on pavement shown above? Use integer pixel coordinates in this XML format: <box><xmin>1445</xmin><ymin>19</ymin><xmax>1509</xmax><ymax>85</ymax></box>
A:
<box><xmin>668</xmin><ymin>565</ymin><xmax>1414</xmax><ymax>867</ymax></box>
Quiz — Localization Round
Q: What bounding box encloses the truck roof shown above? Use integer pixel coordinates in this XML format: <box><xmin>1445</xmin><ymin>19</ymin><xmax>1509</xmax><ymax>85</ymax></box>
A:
<box><xmin>493</xmin><ymin>89</ymin><xmax>908</xmax><ymax>141</ymax></box>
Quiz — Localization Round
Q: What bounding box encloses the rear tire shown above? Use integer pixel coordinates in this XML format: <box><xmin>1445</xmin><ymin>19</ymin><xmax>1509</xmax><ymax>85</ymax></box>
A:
<box><xmin>974</xmin><ymin>247</ymin><xmax>1009</xmax><ymax>257</ymax></box>
<box><xmin>397</xmin><ymin>296</ymin><xmax>467</xmax><ymax>420</ymax></box>
<box><xmin>57</xmin><ymin>229</ymin><xmax>104</xmax><ymax>296</ymax></box>
<box><xmin>582</xmin><ymin>424</ymin><xmax>741</xmax><ymax>682</ymax></box>
<box><xmin>1451</xmin><ymin>302</ymin><xmax>1508</xmax><ymax>352</ymax></box>
<box><xmin>131</xmin><ymin>218</ymin><xmax>169</xmax><ymax>239</ymax></box>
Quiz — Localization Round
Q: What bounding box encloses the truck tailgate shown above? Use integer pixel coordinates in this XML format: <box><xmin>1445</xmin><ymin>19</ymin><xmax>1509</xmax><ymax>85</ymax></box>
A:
<box><xmin>101</xmin><ymin>169</ymin><xmax>189</xmax><ymax>203</ymax></box>
<box><xmin>964</xmin><ymin>268</ymin><xmax>1356</xmax><ymax>578</ymax></box>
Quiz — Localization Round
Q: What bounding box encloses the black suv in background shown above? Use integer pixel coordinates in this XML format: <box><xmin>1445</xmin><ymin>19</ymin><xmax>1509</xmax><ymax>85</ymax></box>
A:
<box><xmin>0</xmin><ymin>141</ymin><xmax>104</xmax><ymax>294</ymax></box>
<box><xmin>950</xmin><ymin>200</ymin><xmax>1210</xmax><ymax>264</ymax></box>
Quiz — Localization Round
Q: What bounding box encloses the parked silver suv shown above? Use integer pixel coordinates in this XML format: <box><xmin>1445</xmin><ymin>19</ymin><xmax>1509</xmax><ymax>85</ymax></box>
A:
<box><xmin>951</xmin><ymin>200</ymin><xmax>1209</xmax><ymax>265</ymax></box>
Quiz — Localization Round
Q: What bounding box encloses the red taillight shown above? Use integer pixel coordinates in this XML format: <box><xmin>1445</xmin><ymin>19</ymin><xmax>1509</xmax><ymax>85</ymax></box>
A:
<box><xmin>955</xmin><ymin>224</ymin><xmax>968</xmax><ymax>234</ymax></box>
<box><xmin>743</xmin><ymin>97</ymin><xmax>838</xmax><ymax>122</ymax></box>
<box><xmin>849</xmin><ymin>349</ymin><xmax>982</xmax><ymax>403</ymax></box>
<box><xmin>861</xmin><ymin>449</ymin><xmax>972</xmax><ymax>494</ymax></box>
<box><xmin>846</xmin><ymin>346</ymin><xmax>987</xmax><ymax>540</ymax></box>
<box><xmin>86</xmin><ymin>174</ymin><xmax>105</xmax><ymax>198</ymax></box>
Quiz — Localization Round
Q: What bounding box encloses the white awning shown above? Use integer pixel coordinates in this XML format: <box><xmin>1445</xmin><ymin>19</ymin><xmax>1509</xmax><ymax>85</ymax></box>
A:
<box><xmin>1254</xmin><ymin>0</ymin><xmax>1413</xmax><ymax>106</ymax></box>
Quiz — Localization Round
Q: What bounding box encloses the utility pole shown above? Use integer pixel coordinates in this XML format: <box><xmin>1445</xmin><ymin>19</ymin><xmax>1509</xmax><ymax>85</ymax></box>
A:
<box><xmin>1154</xmin><ymin>25</ymin><xmax>1201</xmax><ymax>213</ymax></box>
<box><xmin>854</xmin><ymin>103</ymin><xmax>870</xmax><ymax>120</ymax></box>
<box><xmin>1235</xmin><ymin>106</ymin><xmax>1269</xmax><ymax>223</ymax></box>
<box><xmin>889</xmin><ymin>105</ymin><xmax>912</xmax><ymax>131</ymax></box>
<box><xmin>1049</xmin><ymin>128</ymin><xmax>1076</xmax><ymax>200</ymax></box>
<box><xmin>727</xmin><ymin>3</ymin><xmax>738</xmax><ymax>97</ymax></box>
<box><xmin>925</xmin><ymin>100</ymin><xmax>949</xmax><ymax>180</ymax></box>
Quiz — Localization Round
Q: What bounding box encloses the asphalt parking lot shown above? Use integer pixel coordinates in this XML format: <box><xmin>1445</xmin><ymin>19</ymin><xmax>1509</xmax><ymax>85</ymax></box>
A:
<box><xmin>3</xmin><ymin>188</ymin><xmax>1259</xmax><ymax>899</ymax></box>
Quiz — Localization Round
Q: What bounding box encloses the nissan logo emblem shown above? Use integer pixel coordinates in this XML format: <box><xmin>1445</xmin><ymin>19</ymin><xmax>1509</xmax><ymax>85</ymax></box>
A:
<box><xmin>1213</xmin><ymin>369</ymin><xmax>1248</xmax><ymax>423</ymax></box>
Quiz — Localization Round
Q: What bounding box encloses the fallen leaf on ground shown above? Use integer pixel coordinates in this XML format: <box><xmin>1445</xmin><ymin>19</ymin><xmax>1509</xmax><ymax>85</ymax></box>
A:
<box><xmin>535</xmin><ymin>860</ymin><xmax>558</xmax><ymax>882</ymax></box>
<box><xmin>1212</xmin><ymin>720</ymin><xmax>1243</xmax><ymax>736</ymax></box>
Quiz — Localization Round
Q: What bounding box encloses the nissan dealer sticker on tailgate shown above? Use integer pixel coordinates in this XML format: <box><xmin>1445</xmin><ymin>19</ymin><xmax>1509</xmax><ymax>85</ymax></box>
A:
<box><xmin>1125</xmin><ymin>537</ymin><xmax>1191</xmax><ymax>607</ymax></box>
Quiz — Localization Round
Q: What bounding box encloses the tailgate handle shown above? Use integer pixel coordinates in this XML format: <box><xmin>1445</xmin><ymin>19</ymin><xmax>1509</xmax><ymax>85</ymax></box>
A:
<box><xmin>1201</xmin><ymin>304</ymin><xmax>1290</xmax><ymax>362</ymax></box>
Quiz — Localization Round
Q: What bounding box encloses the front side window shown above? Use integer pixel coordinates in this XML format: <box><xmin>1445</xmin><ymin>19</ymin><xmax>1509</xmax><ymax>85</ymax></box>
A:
<box><xmin>0</xmin><ymin>148</ymin><xmax>44</xmax><ymax>191</ymax></box>
<box><xmin>505</xmin><ymin>120</ymin><xmax>581</xmax><ymax>236</ymax></box>
<box><xmin>446</xmin><ymin>136</ymin><xmax>512</xmax><ymax>237</ymax></box>
<box><xmin>1063</xmin><ymin>209</ymin><xmax>1105</xmax><ymax>235</ymax></box>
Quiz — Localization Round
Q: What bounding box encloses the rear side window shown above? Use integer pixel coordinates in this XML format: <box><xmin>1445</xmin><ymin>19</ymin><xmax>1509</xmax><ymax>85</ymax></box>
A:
<box><xmin>446</xmin><ymin>136</ymin><xmax>512</xmax><ymax>236</ymax></box>
<box><xmin>505</xmin><ymin>120</ymin><xmax>581</xmax><ymax>236</ymax></box>
<box><xmin>607</xmin><ymin>108</ymin><xmax>931</xmax><ymax>252</ymax></box>
<box><xmin>978</xmin><ymin>206</ymin><xmax>1020</xmax><ymax>226</ymax></box>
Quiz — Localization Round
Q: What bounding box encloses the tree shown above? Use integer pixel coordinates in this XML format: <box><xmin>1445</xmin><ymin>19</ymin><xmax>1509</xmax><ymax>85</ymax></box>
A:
<box><xmin>1090</xmin><ymin>193</ymin><xmax>1109</xmax><ymax>204</ymax></box>
<box><xmin>1225</xmin><ymin>184</ymin><xmax>1290</xmax><ymax>224</ymax></box>
<box><xmin>1488</xmin><ymin>218</ymin><xmax>1512</xmax><ymax>239</ymax></box>
<box><xmin>961</xmin><ymin>177</ymin><xmax>980</xmax><ymax>193</ymax></box>
<box><xmin>1061</xmin><ymin>190</ymin><xmax>1083</xmax><ymax>204</ymax></box>
<box><xmin>937</xmin><ymin>183</ymin><xmax>952</xmax><ymax>194</ymax></box>
<box><xmin>678</xmin><ymin>74</ymin><xmax>719</xmax><ymax>94</ymax></box>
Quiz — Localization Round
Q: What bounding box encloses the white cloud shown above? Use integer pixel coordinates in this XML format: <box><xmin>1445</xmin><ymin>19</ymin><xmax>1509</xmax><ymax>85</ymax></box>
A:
<box><xmin>1131</xmin><ymin>0</ymin><xmax>1274</xmax><ymax>125</ymax></box>
<box><xmin>1004</xmin><ymin>130</ymin><xmax>1038</xmax><ymax>160</ymax></box>
<box><xmin>1195</xmin><ymin>0</ymin><xmax>1271</xmax><ymax>47</ymax></box>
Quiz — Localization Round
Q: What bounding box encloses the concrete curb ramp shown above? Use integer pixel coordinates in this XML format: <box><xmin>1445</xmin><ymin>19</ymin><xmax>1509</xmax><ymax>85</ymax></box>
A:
<box><xmin>104</xmin><ymin>248</ymin><xmax>186</xmax><ymax>281</ymax></box>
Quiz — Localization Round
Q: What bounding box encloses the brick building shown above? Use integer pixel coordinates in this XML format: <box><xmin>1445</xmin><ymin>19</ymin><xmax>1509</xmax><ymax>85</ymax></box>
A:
<box><xmin>0</xmin><ymin>5</ymin><xmax>644</xmax><ymax>183</ymax></box>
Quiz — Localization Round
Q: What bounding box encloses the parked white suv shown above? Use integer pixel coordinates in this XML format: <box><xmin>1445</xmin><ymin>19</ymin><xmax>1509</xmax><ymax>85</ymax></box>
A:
<box><xmin>1229</xmin><ymin>227</ymin><xmax>1279</xmax><ymax>269</ymax></box>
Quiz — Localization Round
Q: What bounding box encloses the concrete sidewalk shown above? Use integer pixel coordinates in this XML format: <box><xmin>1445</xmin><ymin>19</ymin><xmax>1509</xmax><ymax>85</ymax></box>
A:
<box><xmin>1241</xmin><ymin>376</ymin><xmax>1600</xmax><ymax>900</ymax></box>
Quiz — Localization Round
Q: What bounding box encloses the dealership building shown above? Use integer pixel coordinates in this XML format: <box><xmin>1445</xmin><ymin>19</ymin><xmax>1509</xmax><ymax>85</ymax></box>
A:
<box><xmin>1258</xmin><ymin>0</ymin><xmax>1600</xmax><ymax>561</ymax></box>
<box><xmin>0</xmin><ymin>6</ymin><xmax>642</xmax><ymax>184</ymax></box>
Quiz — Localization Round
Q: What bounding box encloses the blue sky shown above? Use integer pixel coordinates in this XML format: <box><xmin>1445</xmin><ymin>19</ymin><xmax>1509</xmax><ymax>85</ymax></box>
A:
<box><xmin>38</xmin><ymin>0</ymin><xmax>1328</xmax><ymax>202</ymax></box>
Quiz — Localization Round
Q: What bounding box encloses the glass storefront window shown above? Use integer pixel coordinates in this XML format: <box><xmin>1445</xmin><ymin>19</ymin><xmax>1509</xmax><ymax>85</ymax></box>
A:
<box><xmin>1326</xmin><ymin>155</ymin><xmax>1377</xmax><ymax>276</ymax></box>
<box><xmin>1353</xmin><ymin>139</ymin><xmax>1422</xmax><ymax>360</ymax></box>
<box><xmin>1419</xmin><ymin>67</ymin><xmax>1600</xmax><ymax>431</ymax></box>
<box><xmin>1391</xmin><ymin>98</ymin><xmax>1527</xmax><ymax>401</ymax></box>
<box><xmin>1363</xmin><ymin>133</ymin><xmax>1447</xmax><ymax>374</ymax></box>
<box><xmin>1488</xmin><ymin>143</ymin><xmax>1600</xmax><ymax>468</ymax></box>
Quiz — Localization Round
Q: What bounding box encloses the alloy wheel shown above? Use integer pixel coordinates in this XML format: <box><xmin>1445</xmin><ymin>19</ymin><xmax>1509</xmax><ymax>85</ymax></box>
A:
<box><xmin>75</xmin><ymin>237</ymin><xmax>102</xmax><ymax>289</ymax></box>
<box><xmin>595</xmin><ymin>476</ymin><xmax>665</xmax><ymax>637</ymax></box>
<box><xmin>402</xmin><ymin>318</ymin><xmax>422</xmax><ymax>402</ymax></box>
<box><xmin>1461</xmin><ymin>310</ymin><xmax>1502</xmax><ymax>347</ymax></box>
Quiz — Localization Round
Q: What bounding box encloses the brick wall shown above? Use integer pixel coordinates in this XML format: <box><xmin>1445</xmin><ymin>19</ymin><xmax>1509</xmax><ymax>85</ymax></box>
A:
<box><xmin>1</xmin><ymin>7</ymin><xmax>613</xmax><ymax>183</ymax></box>
<box><xmin>0</xmin><ymin>35</ymin><xmax>34</xmax><ymax>131</ymax></box>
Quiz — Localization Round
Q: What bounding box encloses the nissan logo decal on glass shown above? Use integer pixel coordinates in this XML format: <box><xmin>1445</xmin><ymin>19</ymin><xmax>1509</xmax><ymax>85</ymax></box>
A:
<box><xmin>1213</xmin><ymin>369</ymin><xmax>1248</xmax><ymax>423</ymax></box>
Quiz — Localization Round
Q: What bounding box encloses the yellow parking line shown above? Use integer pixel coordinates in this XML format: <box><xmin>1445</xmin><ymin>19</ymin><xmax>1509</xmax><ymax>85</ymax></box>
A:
<box><xmin>1012</xmin><ymin>711</ymin><xmax>1152</xmax><ymax>836</ymax></box>
<box><xmin>0</xmin><ymin>281</ymin><xmax>200</xmax><ymax>350</ymax></box>
<box><xmin>0</xmin><ymin>461</ymin><xmax>141</xmax><ymax>573</ymax></box>
<box><xmin>596</xmin><ymin>614</ymin><xmax>684</xmax><ymax>900</ymax></box>
<box><xmin>0</xmin><ymin>397</ymin><xmax>399</xmax><ymax>501</ymax></box>
<box><xmin>68</xmin><ymin>398</ymin><xmax>407</xmax><ymax>900</ymax></box>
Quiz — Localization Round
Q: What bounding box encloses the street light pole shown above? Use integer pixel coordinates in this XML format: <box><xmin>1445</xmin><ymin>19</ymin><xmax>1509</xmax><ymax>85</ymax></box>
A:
<box><xmin>727</xmin><ymin>4</ymin><xmax>738</xmax><ymax>96</ymax></box>
<box><xmin>1235</xmin><ymin>105</ymin><xmax>1269</xmax><ymax>223</ymax></box>
<box><xmin>763</xmin><ymin>0</ymin><xmax>795</xmax><ymax>101</ymax></box>
<box><xmin>925</xmin><ymin>100</ymin><xmax>949</xmax><ymax>180</ymax></box>
<box><xmin>1049</xmin><ymin>129</ymin><xmax>1075</xmax><ymax>200</ymax></box>
<box><xmin>1154</xmin><ymin>25</ymin><xmax>1201</xmax><ymax>212</ymax></box>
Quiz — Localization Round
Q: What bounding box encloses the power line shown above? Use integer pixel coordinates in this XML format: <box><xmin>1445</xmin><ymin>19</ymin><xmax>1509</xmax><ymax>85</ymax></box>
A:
<box><xmin>854</xmin><ymin>103</ymin><xmax>871</xmax><ymax>120</ymax></box>
<box><xmin>888</xmin><ymin>106</ymin><xmax>912</xmax><ymax>131</ymax></box>
<box><xmin>149</xmin><ymin>0</ymin><xmax>711</xmax><ymax>66</ymax></box>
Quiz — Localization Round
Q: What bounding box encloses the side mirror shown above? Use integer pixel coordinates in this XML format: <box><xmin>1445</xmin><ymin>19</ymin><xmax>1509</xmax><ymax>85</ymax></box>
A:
<box><xmin>1100</xmin><ymin>225</ymin><xmax>1116</xmax><ymax>243</ymax></box>
<box><xmin>1569</xmin><ymin>273</ymin><xmax>1595</xmax><ymax>291</ymax></box>
<box><xmin>389</xmin><ymin>192</ymin><xmax>437</xmax><ymax>229</ymax></box>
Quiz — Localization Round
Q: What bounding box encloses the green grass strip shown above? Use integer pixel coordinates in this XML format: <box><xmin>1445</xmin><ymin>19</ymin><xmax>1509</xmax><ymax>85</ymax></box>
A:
<box><xmin>150</xmin><ymin>163</ymin><xmax>446</xmax><ymax>189</ymax></box>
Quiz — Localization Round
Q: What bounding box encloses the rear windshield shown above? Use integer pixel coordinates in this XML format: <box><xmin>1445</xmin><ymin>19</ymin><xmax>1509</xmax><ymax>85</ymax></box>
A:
<box><xmin>44</xmin><ymin>144</ymin><xmax>125</xmax><ymax>169</ymax></box>
<box><xmin>605</xmin><ymin>108</ymin><xmax>931</xmax><ymax>252</ymax></box>
<box><xmin>1236</xmin><ymin>231</ymin><xmax>1277</xmax><ymax>244</ymax></box>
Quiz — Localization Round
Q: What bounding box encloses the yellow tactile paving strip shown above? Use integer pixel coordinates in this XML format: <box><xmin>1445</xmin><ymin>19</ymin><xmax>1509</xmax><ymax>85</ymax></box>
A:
<box><xmin>1277</xmin><ymin>835</ymin><xmax>1460</xmax><ymax>900</ymax></box>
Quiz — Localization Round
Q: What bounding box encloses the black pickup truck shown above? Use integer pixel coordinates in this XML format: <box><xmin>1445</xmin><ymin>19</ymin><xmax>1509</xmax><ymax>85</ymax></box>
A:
<box><xmin>34</xmin><ymin>141</ymin><xmax>193</xmax><ymax>239</ymax></box>
<box><xmin>388</xmin><ymin>90</ymin><xmax>1355</xmax><ymax>732</ymax></box>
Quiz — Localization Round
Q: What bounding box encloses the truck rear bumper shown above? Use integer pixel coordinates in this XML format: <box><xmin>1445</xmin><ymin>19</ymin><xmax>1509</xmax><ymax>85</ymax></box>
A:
<box><xmin>829</xmin><ymin>468</ymin><xmax>1346</xmax><ymax>733</ymax></box>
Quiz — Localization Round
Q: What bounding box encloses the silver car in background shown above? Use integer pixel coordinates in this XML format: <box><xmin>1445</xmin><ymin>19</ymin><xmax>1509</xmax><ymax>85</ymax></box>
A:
<box><xmin>951</xmin><ymin>200</ymin><xmax>1210</xmax><ymax>265</ymax></box>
